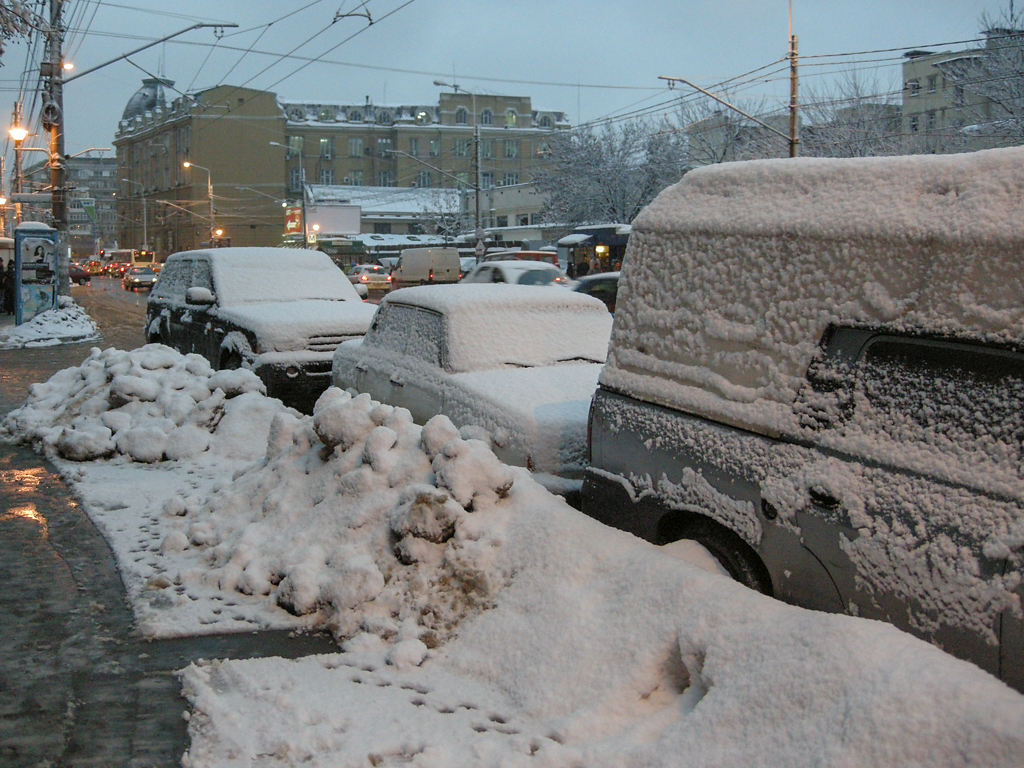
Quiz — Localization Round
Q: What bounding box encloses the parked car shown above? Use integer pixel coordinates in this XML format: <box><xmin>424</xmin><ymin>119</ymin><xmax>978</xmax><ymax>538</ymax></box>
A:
<box><xmin>347</xmin><ymin>263</ymin><xmax>392</xmax><ymax>292</ymax></box>
<box><xmin>481</xmin><ymin>250</ymin><xmax>560</xmax><ymax>267</ymax></box>
<box><xmin>332</xmin><ymin>284</ymin><xmax>612</xmax><ymax>500</ymax></box>
<box><xmin>460</xmin><ymin>260</ymin><xmax>569</xmax><ymax>286</ymax></box>
<box><xmin>582</xmin><ymin>147</ymin><xmax>1024</xmax><ymax>691</ymax></box>
<box><xmin>572</xmin><ymin>271</ymin><xmax>619</xmax><ymax>312</ymax></box>
<box><xmin>390</xmin><ymin>247</ymin><xmax>461</xmax><ymax>289</ymax></box>
<box><xmin>69</xmin><ymin>263</ymin><xmax>91</xmax><ymax>285</ymax></box>
<box><xmin>122</xmin><ymin>266</ymin><xmax>158</xmax><ymax>291</ymax></box>
<box><xmin>146</xmin><ymin>247</ymin><xmax>377</xmax><ymax>413</ymax></box>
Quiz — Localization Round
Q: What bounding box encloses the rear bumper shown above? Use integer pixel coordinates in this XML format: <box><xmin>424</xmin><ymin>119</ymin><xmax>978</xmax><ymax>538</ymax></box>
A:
<box><xmin>253</xmin><ymin>354</ymin><xmax>333</xmax><ymax>414</ymax></box>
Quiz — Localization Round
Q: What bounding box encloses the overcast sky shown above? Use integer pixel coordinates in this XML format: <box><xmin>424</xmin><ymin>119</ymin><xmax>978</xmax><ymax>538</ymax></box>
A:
<box><xmin>0</xmin><ymin>0</ymin><xmax>1011</xmax><ymax>160</ymax></box>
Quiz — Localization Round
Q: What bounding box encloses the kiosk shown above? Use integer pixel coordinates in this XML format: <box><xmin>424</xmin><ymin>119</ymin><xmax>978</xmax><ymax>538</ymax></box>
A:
<box><xmin>14</xmin><ymin>222</ymin><xmax>58</xmax><ymax>326</ymax></box>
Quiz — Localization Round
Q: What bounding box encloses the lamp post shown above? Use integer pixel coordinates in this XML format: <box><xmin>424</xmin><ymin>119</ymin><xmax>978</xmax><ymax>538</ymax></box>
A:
<box><xmin>269</xmin><ymin>142</ymin><xmax>307</xmax><ymax>246</ymax></box>
<box><xmin>433</xmin><ymin>80</ymin><xmax>483</xmax><ymax>258</ymax></box>
<box><xmin>9</xmin><ymin>103</ymin><xmax>27</xmax><ymax>226</ymax></box>
<box><xmin>182</xmin><ymin>161</ymin><xmax>216</xmax><ymax>245</ymax></box>
<box><xmin>120</xmin><ymin>178</ymin><xmax>147</xmax><ymax>250</ymax></box>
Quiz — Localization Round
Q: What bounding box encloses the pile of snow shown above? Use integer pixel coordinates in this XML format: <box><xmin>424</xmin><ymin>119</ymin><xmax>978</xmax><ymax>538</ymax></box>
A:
<box><xmin>0</xmin><ymin>296</ymin><xmax>99</xmax><ymax>348</ymax></box>
<box><xmin>1</xmin><ymin>343</ymin><xmax>274</xmax><ymax>462</ymax></box>
<box><xmin>3</xmin><ymin>344</ymin><xmax>1023</xmax><ymax>766</ymax></box>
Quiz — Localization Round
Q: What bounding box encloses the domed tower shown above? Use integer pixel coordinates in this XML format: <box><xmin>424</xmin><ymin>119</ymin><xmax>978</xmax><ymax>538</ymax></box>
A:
<box><xmin>121</xmin><ymin>77</ymin><xmax>174</xmax><ymax>122</ymax></box>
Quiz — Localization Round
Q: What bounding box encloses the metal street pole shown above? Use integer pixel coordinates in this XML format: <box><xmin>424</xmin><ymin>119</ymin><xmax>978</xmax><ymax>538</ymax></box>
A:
<box><xmin>183</xmin><ymin>162</ymin><xmax>215</xmax><ymax>244</ymax></box>
<box><xmin>269</xmin><ymin>142</ymin><xmax>307</xmax><ymax>246</ymax></box>
<box><xmin>121</xmin><ymin>178</ymin><xmax>147</xmax><ymax>249</ymax></box>
<box><xmin>433</xmin><ymin>80</ymin><xmax>483</xmax><ymax>257</ymax></box>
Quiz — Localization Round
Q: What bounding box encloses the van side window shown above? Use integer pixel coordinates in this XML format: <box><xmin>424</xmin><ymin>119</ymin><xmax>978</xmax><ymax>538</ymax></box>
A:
<box><xmin>191</xmin><ymin>260</ymin><xmax>212</xmax><ymax>292</ymax></box>
<box><xmin>856</xmin><ymin>337</ymin><xmax>1024</xmax><ymax>468</ymax></box>
<box><xmin>366</xmin><ymin>305</ymin><xmax>443</xmax><ymax>367</ymax></box>
<box><xmin>151</xmin><ymin>260</ymin><xmax>191</xmax><ymax>300</ymax></box>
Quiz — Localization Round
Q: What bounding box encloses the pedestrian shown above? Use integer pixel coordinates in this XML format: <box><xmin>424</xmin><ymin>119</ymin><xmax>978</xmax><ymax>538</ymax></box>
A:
<box><xmin>3</xmin><ymin>258</ymin><xmax>14</xmax><ymax>314</ymax></box>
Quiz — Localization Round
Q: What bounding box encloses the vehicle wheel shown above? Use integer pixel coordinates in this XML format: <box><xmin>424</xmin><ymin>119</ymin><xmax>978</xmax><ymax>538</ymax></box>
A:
<box><xmin>220</xmin><ymin>350</ymin><xmax>243</xmax><ymax>370</ymax></box>
<box><xmin>660</xmin><ymin>515</ymin><xmax>772</xmax><ymax>595</ymax></box>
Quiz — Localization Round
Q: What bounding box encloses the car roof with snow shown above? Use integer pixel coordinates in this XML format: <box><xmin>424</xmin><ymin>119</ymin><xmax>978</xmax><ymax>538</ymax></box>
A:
<box><xmin>603</xmin><ymin>146</ymin><xmax>1024</xmax><ymax>436</ymax></box>
<box><xmin>166</xmin><ymin>247</ymin><xmax>360</xmax><ymax>306</ymax></box>
<box><xmin>377</xmin><ymin>284</ymin><xmax>612</xmax><ymax>371</ymax></box>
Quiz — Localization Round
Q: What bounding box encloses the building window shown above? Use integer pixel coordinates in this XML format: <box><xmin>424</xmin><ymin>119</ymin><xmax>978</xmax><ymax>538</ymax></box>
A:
<box><xmin>378</xmin><ymin>170</ymin><xmax>394</xmax><ymax>186</ymax></box>
<box><xmin>429</xmin><ymin>139</ymin><xmax>440</xmax><ymax>157</ymax></box>
<box><xmin>454</xmin><ymin>138</ymin><xmax>470</xmax><ymax>157</ymax></box>
<box><xmin>377</xmin><ymin>111</ymin><xmax>392</xmax><ymax>125</ymax></box>
<box><xmin>954</xmin><ymin>85</ymin><xmax>965</xmax><ymax>106</ymax></box>
<box><xmin>377</xmin><ymin>137</ymin><xmax>393</xmax><ymax>156</ymax></box>
<box><xmin>409</xmin><ymin>137</ymin><xmax>419</xmax><ymax>156</ymax></box>
<box><xmin>348</xmin><ymin>137</ymin><xmax>363</xmax><ymax>157</ymax></box>
<box><xmin>416</xmin><ymin>170</ymin><xmax>432</xmax><ymax>188</ymax></box>
<box><xmin>504</xmin><ymin>140</ymin><xmax>519</xmax><ymax>159</ymax></box>
<box><xmin>456</xmin><ymin>171</ymin><xmax>469</xmax><ymax>186</ymax></box>
<box><xmin>455</xmin><ymin>107</ymin><xmax>468</xmax><ymax>125</ymax></box>
<box><xmin>289</xmin><ymin>167</ymin><xmax>303</xmax><ymax>191</ymax></box>
<box><xmin>505</xmin><ymin>110</ymin><xmax>517</xmax><ymax>127</ymax></box>
<box><xmin>319</xmin><ymin>137</ymin><xmax>333</xmax><ymax>159</ymax></box>
<box><xmin>373</xmin><ymin>222</ymin><xmax>392</xmax><ymax>234</ymax></box>
<box><xmin>536</xmin><ymin>142</ymin><xmax>552</xmax><ymax>157</ymax></box>
<box><xmin>927</xmin><ymin>74</ymin><xmax>938</xmax><ymax>93</ymax></box>
<box><xmin>502</xmin><ymin>172</ymin><xmax>520</xmax><ymax>186</ymax></box>
<box><xmin>517</xmin><ymin>214</ymin><xmax>529</xmax><ymax>226</ymax></box>
<box><xmin>320</xmin><ymin>168</ymin><xmax>335</xmax><ymax>184</ymax></box>
<box><xmin>926</xmin><ymin>110</ymin><xmax>937</xmax><ymax>131</ymax></box>
<box><xmin>481</xmin><ymin>139</ymin><xmax>495</xmax><ymax>159</ymax></box>
<box><xmin>909</xmin><ymin>115</ymin><xmax>919</xmax><ymax>133</ymax></box>
<box><xmin>349</xmin><ymin>169</ymin><xmax>363</xmax><ymax>186</ymax></box>
<box><xmin>480</xmin><ymin>171</ymin><xmax>494</xmax><ymax>188</ymax></box>
<box><xmin>349</xmin><ymin>111</ymin><xmax>362</xmax><ymax>122</ymax></box>
<box><xmin>287</xmin><ymin>135</ymin><xmax>303</xmax><ymax>157</ymax></box>
<box><xmin>539</xmin><ymin>115</ymin><xmax>553</xmax><ymax>129</ymax></box>
<box><xmin>480</xmin><ymin>109</ymin><xmax>493</xmax><ymax>125</ymax></box>
<box><xmin>496</xmin><ymin>215</ymin><xmax>508</xmax><ymax>227</ymax></box>
<box><xmin>907</xmin><ymin>79</ymin><xmax>920</xmax><ymax>97</ymax></box>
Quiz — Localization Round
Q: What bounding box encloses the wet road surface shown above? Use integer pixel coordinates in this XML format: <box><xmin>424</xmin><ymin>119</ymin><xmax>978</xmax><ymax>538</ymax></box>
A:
<box><xmin>0</xmin><ymin>281</ymin><xmax>337</xmax><ymax>767</ymax></box>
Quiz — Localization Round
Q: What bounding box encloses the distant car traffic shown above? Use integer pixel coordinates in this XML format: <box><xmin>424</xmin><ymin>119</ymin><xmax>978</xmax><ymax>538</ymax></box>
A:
<box><xmin>347</xmin><ymin>263</ymin><xmax>392</xmax><ymax>292</ymax></box>
<box><xmin>106</xmin><ymin>262</ymin><xmax>131</xmax><ymax>277</ymax></box>
<box><xmin>122</xmin><ymin>266</ymin><xmax>158</xmax><ymax>291</ymax></box>
<box><xmin>460</xmin><ymin>259</ymin><xmax>570</xmax><ymax>286</ymax></box>
<box><xmin>146</xmin><ymin>247</ymin><xmax>377</xmax><ymax>413</ymax></box>
<box><xmin>331</xmin><ymin>284</ymin><xmax>612</xmax><ymax>501</ymax></box>
<box><xmin>69</xmin><ymin>263</ymin><xmax>92</xmax><ymax>285</ymax></box>
<box><xmin>572</xmin><ymin>271</ymin><xmax>619</xmax><ymax>312</ymax></box>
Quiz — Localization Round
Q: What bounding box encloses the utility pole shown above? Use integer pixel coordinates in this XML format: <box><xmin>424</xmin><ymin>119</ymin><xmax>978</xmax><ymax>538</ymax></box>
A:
<box><xmin>788</xmin><ymin>0</ymin><xmax>800</xmax><ymax>157</ymax></box>
<box><xmin>41</xmin><ymin>0</ymin><xmax>68</xmax><ymax>292</ymax></box>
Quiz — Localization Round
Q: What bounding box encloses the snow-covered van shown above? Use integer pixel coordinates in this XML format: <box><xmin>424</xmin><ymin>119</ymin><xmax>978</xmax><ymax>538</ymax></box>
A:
<box><xmin>146</xmin><ymin>247</ymin><xmax>376</xmax><ymax>412</ymax></box>
<box><xmin>582</xmin><ymin>147</ymin><xmax>1024</xmax><ymax>690</ymax></box>
<box><xmin>390</xmin><ymin>247</ymin><xmax>461</xmax><ymax>289</ymax></box>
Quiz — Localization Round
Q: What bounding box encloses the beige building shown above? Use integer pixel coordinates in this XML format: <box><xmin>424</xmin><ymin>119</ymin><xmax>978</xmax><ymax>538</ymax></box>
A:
<box><xmin>114</xmin><ymin>80</ymin><xmax>567</xmax><ymax>257</ymax></box>
<box><xmin>901</xmin><ymin>28</ymin><xmax>1024</xmax><ymax>152</ymax></box>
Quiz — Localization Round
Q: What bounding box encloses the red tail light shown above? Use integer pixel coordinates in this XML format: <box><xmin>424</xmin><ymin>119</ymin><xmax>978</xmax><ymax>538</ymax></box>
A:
<box><xmin>360</xmin><ymin>274</ymin><xmax>369</xmax><ymax>282</ymax></box>
<box><xmin>428</xmin><ymin>268</ymin><xmax>434</xmax><ymax>282</ymax></box>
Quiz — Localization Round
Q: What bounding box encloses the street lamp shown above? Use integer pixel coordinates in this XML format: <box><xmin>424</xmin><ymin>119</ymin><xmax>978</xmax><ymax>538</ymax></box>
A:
<box><xmin>434</xmin><ymin>80</ymin><xmax>483</xmax><ymax>258</ymax></box>
<box><xmin>182</xmin><ymin>161</ymin><xmax>216</xmax><ymax>244</ymax></box>
<box><xmin>269</xmin><ymin>142</ymin><xmax>307</xmax><ymax>246</ymax></box>
<box><xmin>120</xmin><ymin>178</ymin><xmax>147</xmax><ymax>250</ymax></box>
<box><xmin>9</xmin><ymin>102</ymin><xmax>27</xmax><ymax>225</ymax></box>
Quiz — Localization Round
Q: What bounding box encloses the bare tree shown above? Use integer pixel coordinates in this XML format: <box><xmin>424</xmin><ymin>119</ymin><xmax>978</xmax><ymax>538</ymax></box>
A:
<box><xmin>938</xmin><ymin>9</ymin><xmax>1024</xmax><ymax>145</ymax></box>
<box><xmin>0</xmin><ymin>1</ymin><xmax>37</xmax><ymax>59</ymax></box>
<box><xmin>670</xmin><ymin>90</ymin><xmax>784</xmax><ymax>165</ymax></box>
<box><xmin>800</xmin><ymin>71</ymin><xmax>904</xmax><ymax>157</ymax></box>
<box><xmin>417</xmin><ymin>189</ymin><xmax>462</xmax><ymax>243</ymax></box>
<box><xmin>534</xmin><ymin>119</ymin><xmax>688</xmax><ymax>226</ymax></box>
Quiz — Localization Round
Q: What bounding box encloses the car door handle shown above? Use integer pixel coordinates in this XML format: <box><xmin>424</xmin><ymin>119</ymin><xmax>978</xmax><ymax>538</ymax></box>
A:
<box><xmin>809</xmin><ymin>486</ymin><xmax>842</xmax><ymax>510</ymax></box>
<box><xmin>389</xmin><ymin>374</ymin><xmax>405</xmax><ymax>387</ymax></box>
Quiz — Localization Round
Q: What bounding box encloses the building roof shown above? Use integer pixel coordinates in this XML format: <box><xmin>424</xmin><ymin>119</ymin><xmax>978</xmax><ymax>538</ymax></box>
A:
<box><xmin>307</xmin><ymin>185</ymin><xmax>461</xmax><ymax>215</ymax></box>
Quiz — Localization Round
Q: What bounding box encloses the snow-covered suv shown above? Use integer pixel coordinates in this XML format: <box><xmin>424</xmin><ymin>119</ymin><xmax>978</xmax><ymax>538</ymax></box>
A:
<box><xmin>582</xmin><ymin>147</ymin><xmax>1024</xmax><ymax>691</ymax></box>
<box><xmin>146</xmin><ymin>247</ymin><xmax>376</xmax><ymax>412</ymax></box>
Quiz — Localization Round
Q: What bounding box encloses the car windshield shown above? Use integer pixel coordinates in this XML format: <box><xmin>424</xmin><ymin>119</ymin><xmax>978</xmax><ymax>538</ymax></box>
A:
<box><xmin>131</xmin><ymin>268</ymin><xmax>154</xmax><ymax>276</ymax></box>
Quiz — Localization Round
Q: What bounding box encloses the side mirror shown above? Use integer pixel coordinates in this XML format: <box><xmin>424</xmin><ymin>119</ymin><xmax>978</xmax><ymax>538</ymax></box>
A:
<box><xmin>186</xmin><ymin>286</ymin><xmax>216</xmax><ymax>305</ymax></box>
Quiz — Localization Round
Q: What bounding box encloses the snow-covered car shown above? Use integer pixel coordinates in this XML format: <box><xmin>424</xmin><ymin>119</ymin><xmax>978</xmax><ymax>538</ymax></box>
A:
<box><xmin>146</xmin><ymin>247</ymin><xmax>377</xmax><ymax>413</ymax></box>
<box><xmin>460</xmin><ymin>259</ymin><xmax>570</xmax><ymax>286</ymax></box>
<box><xmin>122</xmin><ymin>266</ymin><xmax>158</xmax><ymax>291</ymax></box>
<box><xmin>332</xmin><ymin>284</ymin><xmax>613</xmax><ymax>500</ymax></box>
<box><xmin>582</xmin><ymin>147</ymin><xmax>1024</xmax><ymax>691</ymax></box>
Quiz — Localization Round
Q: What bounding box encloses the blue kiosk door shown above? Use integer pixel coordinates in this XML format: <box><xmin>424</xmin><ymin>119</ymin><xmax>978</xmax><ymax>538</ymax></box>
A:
<box><xmin>14</xmin><ymin>222</ymin><xmax>58</xmax><ymax>326</ymax></box>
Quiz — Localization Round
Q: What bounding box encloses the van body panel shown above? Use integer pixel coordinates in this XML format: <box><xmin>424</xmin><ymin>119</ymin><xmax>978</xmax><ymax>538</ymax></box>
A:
<box><xmin>391</xmin><ymin>247</ymin><xmax>461</xmax><ymax>289</ymax></box>
<box><xmin>584</xmin><ymin>147</ymin><xmax>1024</xmax><ymax>689</ymax></box>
